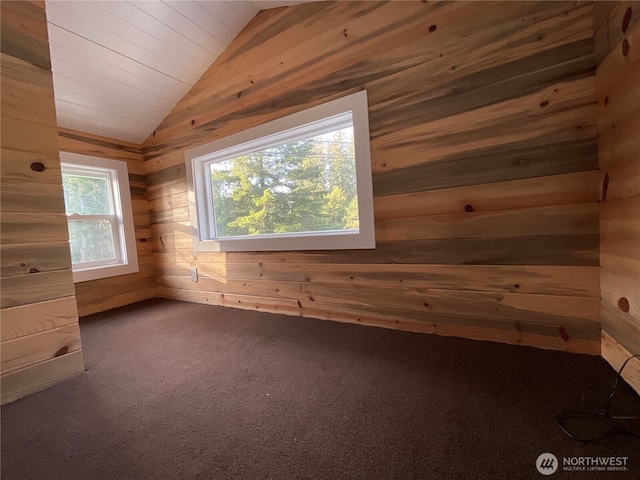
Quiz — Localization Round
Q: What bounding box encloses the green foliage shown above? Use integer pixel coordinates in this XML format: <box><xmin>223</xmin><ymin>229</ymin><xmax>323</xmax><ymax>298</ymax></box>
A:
<box><xmin>344</xmin><ymin>197</ymin><xmax>360</xmax><ymax>230</ymax></box>
<box><xmin>67</xmin><ymin>220</ymin><xmax>116</xmax><ymax>264</ymax></box>
<box><xmin>323</xmin><ymin>186</ymin><xmax>348</xmax><ymax>230</ymax></box>
<box><xmin>210</xmin><ymin>127</ymin><xmax>360</xmax><ymax>238</ymax></box>
<box><xmin>62</xmin><ymin>173</ymin><xmax>110</xmax><ymax>215</ymax></box>
<box><xmin>62</xmin><ymin>172</ymin><xmax>116</xmax><ymax>264</ymax></box>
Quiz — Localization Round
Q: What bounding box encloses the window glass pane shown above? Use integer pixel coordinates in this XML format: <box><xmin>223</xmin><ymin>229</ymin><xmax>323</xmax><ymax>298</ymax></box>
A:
<box><xmin>210</xmin><ymin>127</ymin><xmax>359</xmax><ymax>238</ymax></box>
<box><xmin>62</xmin><ymin>171</ymin><xmax>112</xmax><ymax>215</ymax></box>
<box><xmin>67</xmin><ymin>219</ymin><xmax>116</xmax><ymax>264</ymax></box>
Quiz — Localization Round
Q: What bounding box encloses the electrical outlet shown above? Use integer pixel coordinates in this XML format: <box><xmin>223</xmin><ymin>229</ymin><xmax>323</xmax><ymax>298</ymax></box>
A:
<box><xmin>190</xmin><ymin>267</ymin><xmax>198</xmax><ymax>282</ymax></box>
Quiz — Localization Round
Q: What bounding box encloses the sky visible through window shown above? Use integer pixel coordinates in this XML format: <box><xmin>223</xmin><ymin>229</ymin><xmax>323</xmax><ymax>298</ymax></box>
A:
<box><xmin>209</xmin><ymin>127</ymin><xmax>359</xmax><ymax>238</ymax></box>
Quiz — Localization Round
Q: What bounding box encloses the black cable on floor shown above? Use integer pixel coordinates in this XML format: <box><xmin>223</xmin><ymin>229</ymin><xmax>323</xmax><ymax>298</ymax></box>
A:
<box><xmin>556</xmin><ymin>354</ymin><xmax>640</xmax><ymax>442</ymax></box>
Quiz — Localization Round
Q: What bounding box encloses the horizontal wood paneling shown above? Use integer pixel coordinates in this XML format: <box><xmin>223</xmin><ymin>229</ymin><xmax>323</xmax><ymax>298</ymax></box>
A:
<box><xmin>602</xmin><ymin>297</ymin><xmax>640</xmax><ymax>362</ymax></box>
<box><xmin>374</xmin><ymin>171</ymin><xmax>599</xmax><ymax>220</ymax></box>
<box><xmin>0</xmin><ymin>0</ymin><xmax>48</xmax><ymax>40</ymax></box>
<box><xmin>602</xmin><ymin>332</ymin><xmax>640</xmax><ymax>395</ymax></box>
<box><xmin>0</xmin><ymin>350</ymin><xmax>84</xmax><ymax>405</ymax></box>
<box><xmin>1</xmin><ymin>1</ymin><xmax>83</xmax><ymax>404</ymax></box>
<box><xmin>76</xmin><ymin>287</ymin><xmax>158</xmax><ymax>319</ymax></box>
<box><xmin>1</xmin><ymin>269</ymin><xmax>75</xmax><ymax>310</ymax></box>
<box><xmin>0</xmin><ymin>185</ymin><xmax>66</xmax><ymax>214</ymax></box>
<box><xmin>57</xmin><ymin>127</ymin><xmax>144</xmax><ymax>164</ymax></box>
<box><xmin>596</xmin><ymin>2</ymin><xmax>640</xmax><ymax>361</ymax></box>
<box><xmin>0</xmin><ymin>147</ymin><xmax>66</xmax><ymax>214</ymax></box>
<box><xmin>372</xmin><ymin>139</ymin><xmax>598</xmax><ymax>197</ymax></box>
<box><xmin>156</xmin><ymin>263</ymin><xmax>599</xmax><ymax>298</ymax></box>
<box><xmin>1</xmin><ymin>147</ymin><xmax>63</xmax><ymax>184</ymax></box>
<box><xmin>369</xmin><ymin>77</ymin><xmax>597</xmax><ymax>174</ymax></box>
<box><xmin>0</xmin><ymin>116</ymin><xmax>59</xmax><ymax>155</ymax></box>
<box><xmin>157</xmin><ymin>286</ymin><xmax>600</xmax><ymax>355</ymax></box>
<box><xmin>375</xmin><ymin>203</ymin><xmax>598</xmax><ymax>242</ymax></box>
<box><xmin>601</xmin><ymin>235</ymin><xmax>640</xmax><ymax>281</ymax></box>
<box><xmin>1</xmin><ymin>324</ymin><xmax>82</xmax><ymax>375</ymax></box>
<box><xmin>154</xmin><ymin>232</ymin><xmax>599</xmax><ymax>267</ymax></box>
<box><xmin>1</xmin><ymin>212</ymin><xmax>70</xmax><ymax>245</ymax></box>
<box><xmin>600</xmin><ymin>196</ymin><xmax>640</xmax><ymax>239</ymax></box>
<box><xmin>1</xmin><ymin>296</ymin><xmax>78</xmax><ymax>342</ymax></box>
<box><xmin>57</xmin><ymin>128</ymin><xmax>155</xmax><ymax>317</ymax></box>
<box><xmin>73</xmin><ymin>263</ymin><xmax>154</xmax><ymax>303</ymax></box>
<box><xmin>145</xmin><ymin>2</ymin><xmax>593</xmax><ymax>155</ymax></box>
<box><xmin>0</xmin><ymin>242</ymin><xmax>71</xmax><ymax>276</ymax></box>
<box><xmin>1</xmin><ymin>54</ymin><xmax>56</xmax><ymax>127</ymax></box>
<box><xmin>0</xmin><ymin>16</ymin><xmax>50</xmax><ymax>69</ymax></box>
<box><xmin>601</xmin><ymin>270</ymin><xmax>640</xmax><ymax>353</ymax></box>
<box><xmin>594</xmin><ymin>1</ymin><xmax>640</xmax><ymax>67</ymax></box>
<box><xmin>143</xmin><ymin>1</ymin><xmax>600</xmax><ymax>353</ymax></box>
<box><xmin>157</xmin><ymin>274</ymin><xmax>600</xmax><ymax>327</ymax></box>
<box><xmin>598</xmin><ymin>134</ymin><xmax>640</xmax><ymax>200</ymax></box>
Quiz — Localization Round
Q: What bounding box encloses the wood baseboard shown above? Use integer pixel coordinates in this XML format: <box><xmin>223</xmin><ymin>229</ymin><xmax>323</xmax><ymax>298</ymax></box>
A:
<box><xmin>1</xmin><ymin>350</ymin><xmax>84</xmax><ymax>405</ymax></box>
<box><xmin>601</xmin><ymin>331</ymin><xmax>640</xmax><ymax>395</ymax></box>
<box><xmin>157</xmin><ymin>289</ymin><xmax>601</xmax><ymax>355</ymax></box>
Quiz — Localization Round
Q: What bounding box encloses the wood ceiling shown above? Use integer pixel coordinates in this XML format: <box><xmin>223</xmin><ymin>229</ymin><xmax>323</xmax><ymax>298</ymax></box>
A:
<box><xmin>46</xmin><ymin>1</ymin><xmax>309</xmax><ymax>144</ymax></box>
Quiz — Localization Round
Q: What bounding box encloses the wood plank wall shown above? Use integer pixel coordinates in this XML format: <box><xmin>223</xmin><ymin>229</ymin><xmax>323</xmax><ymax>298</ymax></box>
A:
<box><xmin>142</xmin><ymin>1</ymin><xmax>601</xmax><ymax>354</ymax></box>
<box><xmin>594</xmin><ymin>1</ymin><xmax>640</xmax><ymax>394</ymax></box>
<box><xmin>57</xmin><ymin>128</ymin><xmax>156</xmax><ymax>317</ymax></box>
<box><xmin>1</xmin><ymin>1</ymin><xmax>84</xmax><ymax>404</ymax></box>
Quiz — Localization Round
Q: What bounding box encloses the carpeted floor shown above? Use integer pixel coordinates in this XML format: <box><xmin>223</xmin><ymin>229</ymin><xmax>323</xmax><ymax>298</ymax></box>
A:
<box><xmin>2</xmin><ymin>298</ymin><xmax>639</xmax><ymax>480</ymax></box>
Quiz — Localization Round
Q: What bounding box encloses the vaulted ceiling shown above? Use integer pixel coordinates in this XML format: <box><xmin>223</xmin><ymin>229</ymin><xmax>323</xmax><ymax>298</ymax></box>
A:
<box><xmin>46</xmin><ymin>1</ymin><xmax>310</xmax><ymax>144</ymax></box>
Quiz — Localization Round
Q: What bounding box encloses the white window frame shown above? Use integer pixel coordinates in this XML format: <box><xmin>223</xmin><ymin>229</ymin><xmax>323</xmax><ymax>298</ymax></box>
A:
<box><xmin>185</xmin><ymin>90</ymin><xmax>376</xmax><ymax>252</ymax></box>
<box><xmin>61</xmin><ymin>152</ymin><xmax>139</xmax><ymax>283</ymax></box>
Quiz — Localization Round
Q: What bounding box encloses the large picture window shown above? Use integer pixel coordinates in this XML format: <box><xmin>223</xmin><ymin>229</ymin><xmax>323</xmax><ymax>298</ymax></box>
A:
<box><xmin>185</xmin><ymin>91</ymin><xmax>375</xmax><ymax>252</ymax></box>
<box><xmin>61</xmin><ymin>152</ymin><xmax>139</xmax><ymax>282</ymax></box>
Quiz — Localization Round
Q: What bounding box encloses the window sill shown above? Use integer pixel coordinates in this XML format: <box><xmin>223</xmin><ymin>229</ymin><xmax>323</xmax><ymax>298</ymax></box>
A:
<box><xmin>194</xmin><ymin>229</ymin><xmax>375</xmax><ymax>252</ymax></box>
<box><xmin>72</xmin><ymin>262</ymin><xmax>139</xmax><ymax>283</ymax></box>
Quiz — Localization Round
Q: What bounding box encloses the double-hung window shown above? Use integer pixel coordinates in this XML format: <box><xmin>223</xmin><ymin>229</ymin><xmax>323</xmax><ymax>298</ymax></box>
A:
<box><xmin>60</xmin><ymin>152</ymin><xmax>138</xmax><ymax>282</ymax></box>
<box><xmin>185</xmin><ymin>90</ymin><xmax>376</xmax><ymax>252</ymax></box>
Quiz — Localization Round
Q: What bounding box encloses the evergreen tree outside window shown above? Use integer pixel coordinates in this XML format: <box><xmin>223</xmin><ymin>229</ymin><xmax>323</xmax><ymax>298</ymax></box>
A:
<box><xmin>185</xmin><ymin>91</ymin><xmax>375</xmax><ymax>252</ymax></box>
<box><xmin>61</xmin><ymin>152</ymin><xmax>139</xmax><ymax>282</ymax></box>
<box><xmin>209</xmin><ymin>126</ymin><xmax>357</xmax><ymax>238</ymax></box>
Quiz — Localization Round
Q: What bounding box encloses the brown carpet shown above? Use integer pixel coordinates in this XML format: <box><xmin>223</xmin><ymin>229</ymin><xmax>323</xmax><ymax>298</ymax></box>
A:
<box><xmin>2</xmin><ymin>298</ymin><xmax>639</xmax><ymax>479</ymax></box>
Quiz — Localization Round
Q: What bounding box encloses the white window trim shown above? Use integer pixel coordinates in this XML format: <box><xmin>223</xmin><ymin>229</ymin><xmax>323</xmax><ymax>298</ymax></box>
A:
<box><xmin>61</xmin><ymin>152</ymin><xmax>139</xmax><ymax>283</ymax></box>
<box><xmin>185</xmin><ymin>90</ymin><xmax>376</xmax><ymax>252</ymax></box>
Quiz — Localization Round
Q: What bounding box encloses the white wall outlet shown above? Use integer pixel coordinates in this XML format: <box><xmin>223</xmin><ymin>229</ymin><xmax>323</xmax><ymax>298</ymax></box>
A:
<box><xmin>190</xmin><ymin>267</ymin><xmax>198</xmax><ymax>282</ymax></box>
